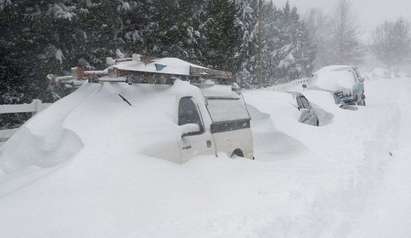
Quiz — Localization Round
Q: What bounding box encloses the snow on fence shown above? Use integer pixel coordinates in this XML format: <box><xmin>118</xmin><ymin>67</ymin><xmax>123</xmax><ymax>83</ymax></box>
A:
<box><xmin>0</xmin><ymin>99</ymin><xmax>51</xmax><ymax>143</ymax></box>
<box><xmin>274</xmin><ymin>77</ymin><xmax>313</xmax><ymax>92</ymax></box>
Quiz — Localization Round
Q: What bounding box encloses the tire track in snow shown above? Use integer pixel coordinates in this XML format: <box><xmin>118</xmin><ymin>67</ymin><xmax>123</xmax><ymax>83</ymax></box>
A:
<box><xmin>255</xmin><ymin>81</ymin><xmax>405</xmax><ymax>238</ymax></box>
<box><xmin>348</xmin><ymin>79</ymin><xmax>411</xmax><ymax>238</ymax></box>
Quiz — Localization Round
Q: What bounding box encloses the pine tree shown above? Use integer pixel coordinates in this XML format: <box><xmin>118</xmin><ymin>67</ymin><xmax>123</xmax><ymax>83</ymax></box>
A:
<box><xmin>256</xmin><ymin>1</ymin><xmax>316</xmax><ymax>85</ymax></box>
<box><xmin>76</xmin><ymin>0</ymin><xmax>124</xmax><ymax>67</ymax></box>
<box><xmin>305</xmin><ymin>9</ymin><xmax>333</xmax><ymax>68</ymax></box>
<box><xmin>148</xmin><ymin>0</ymin><xmax>204</xmax><ymax>62</ymax></box>
<box><xmin>201</xmin><ymin>0</ymin><xmax>240</xmax><ymax>71</ymax></box>
<box><xmin>371</xmin><ymin>18</ymin><xmax>411</xmax><ymax>72</ymax></box>
<box><xmin>0</xmin><ymin>0</ymin><xmax>65</xmax><ymax>128</ymax></box>
<box><xmin>0</xmin><ymin>0</ymin><xmax>319</xmax><ymax>127</ymax></box>
<box><xmin>235</xmin><ymin>0</ymin><xmax>259</xmax><ymax>88</ymax></box>
<box><xmin>331</xmin><ymin>0</ymin><xmax>362</xmax><ymax>65</ymax></box>
<box><xmin>122</xmin><ymin>0</ymin><xmax>154</xmax><ymax>54</ymax></box>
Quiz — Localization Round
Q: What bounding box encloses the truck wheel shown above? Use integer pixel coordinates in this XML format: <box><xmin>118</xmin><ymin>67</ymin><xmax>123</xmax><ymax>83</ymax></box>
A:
<box><xmin>231</xmin><ymin>149</ymin><xmax>244</xmax><ymax>159</ymax></box>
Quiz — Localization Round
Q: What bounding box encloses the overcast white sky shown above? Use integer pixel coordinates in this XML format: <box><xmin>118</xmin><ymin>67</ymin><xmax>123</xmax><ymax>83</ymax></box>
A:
<box><xmin>276</xmin><ymin>0</ymin><xmax>411</xmax><ymax>39</ymax></box>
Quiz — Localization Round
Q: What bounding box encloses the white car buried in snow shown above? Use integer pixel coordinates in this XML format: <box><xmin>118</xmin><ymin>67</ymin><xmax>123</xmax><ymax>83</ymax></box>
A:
<box><xmin>310</xmin><ymin>65</ymin><xmax>366</xmax><ymax>108</ymax></box>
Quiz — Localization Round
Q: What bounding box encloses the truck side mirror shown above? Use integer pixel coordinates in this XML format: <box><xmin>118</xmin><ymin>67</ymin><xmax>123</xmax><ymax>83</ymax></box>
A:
<box><xmin>232</xmin><ymin>83</ymin><xmax>241</xmax><ymax>94</ymax></box>
<box><xmin>180</xmin><ymin>123</ymin><xmax>201</xmax><ymax>138</ymax></box>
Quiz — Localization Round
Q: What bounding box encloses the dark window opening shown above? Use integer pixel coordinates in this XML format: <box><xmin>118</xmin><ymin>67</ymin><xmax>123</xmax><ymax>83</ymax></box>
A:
<box><xmin>178</xmin><ymin>97</ymin><xmax>204</xmax><ymax>135</ymax></box>
<box><xmin>210</xmin><ymin>119</ymin><xmax>250</xmax><ymax>134</ymax></box>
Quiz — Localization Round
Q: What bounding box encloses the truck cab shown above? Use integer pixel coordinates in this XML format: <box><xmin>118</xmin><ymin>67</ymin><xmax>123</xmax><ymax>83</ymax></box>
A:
<box><xmin>177</xmin><ymin>83</ymin><xmax>253</xmax><ymax>162</ymax></box>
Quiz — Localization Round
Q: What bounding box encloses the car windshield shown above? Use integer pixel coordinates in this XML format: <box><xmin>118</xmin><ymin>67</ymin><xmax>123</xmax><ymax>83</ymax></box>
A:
<box><xmin>297</xmin><ymin>96</ymin><xmax>311</xmax><ymax>109</ymax></box>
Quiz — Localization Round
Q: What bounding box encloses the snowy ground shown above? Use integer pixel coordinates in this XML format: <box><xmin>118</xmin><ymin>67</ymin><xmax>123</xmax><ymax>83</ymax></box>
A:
<box><xmin>0</xmin><ymin>78</ymin><xmax>410</xmax><ymax>237</ymax></box>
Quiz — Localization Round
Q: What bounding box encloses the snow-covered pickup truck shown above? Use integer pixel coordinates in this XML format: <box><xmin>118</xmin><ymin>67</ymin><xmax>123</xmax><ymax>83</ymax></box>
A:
<box><xmin>311</xmin><ymin>65</ymin><xmax>366</xmax><ymax>107</ymax></box>
<box><xmin>47</xmin><ymin>55</ymin><xmax>254</xmax><ymax>163</ymax></box>
<box><xmin>104</xmin><ymin>79</ymin><xmax>254</xmax><ymax>163</ymax></box>
<box><xmin>176</xmin><ymin>82</ymin><xmax>254</xmax><ymax>162</ymax></box>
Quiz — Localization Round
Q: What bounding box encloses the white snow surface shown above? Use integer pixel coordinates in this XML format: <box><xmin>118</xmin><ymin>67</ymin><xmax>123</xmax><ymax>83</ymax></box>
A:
<box><xmin>0</xmin><ymin>78</ymin><xmax>411</xmax><ymax>237</ymax></box>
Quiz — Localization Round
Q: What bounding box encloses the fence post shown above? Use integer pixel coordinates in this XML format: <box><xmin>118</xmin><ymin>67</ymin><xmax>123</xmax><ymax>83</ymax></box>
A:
<box><xmin>32</xmin><ymin>99</ymin><xmax>42</xmax><ymax>115</ymax></box>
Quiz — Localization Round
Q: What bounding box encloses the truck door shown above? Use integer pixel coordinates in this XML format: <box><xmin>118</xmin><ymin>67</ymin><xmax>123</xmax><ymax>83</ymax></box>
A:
<box><xmin>178</xmin><ymin>97</ymin><xmax>215</xmax><ymax>161</ymax></box>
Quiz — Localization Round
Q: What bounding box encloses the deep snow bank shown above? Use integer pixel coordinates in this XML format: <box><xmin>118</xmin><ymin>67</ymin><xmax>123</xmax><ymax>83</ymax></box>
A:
<box><xmin>0</xmin><ymin>84</ymin><xmax>102</xmax><ymax>173</ymax></box>
<box><xmin>0</xmin><ymin>77</ymin><xmax>410</xmax><ymax>238</ymax></box>
<box><xmin>0</xmin><ymin>80</ymin><xmax>207</xmax><ymax>174</ymax></box>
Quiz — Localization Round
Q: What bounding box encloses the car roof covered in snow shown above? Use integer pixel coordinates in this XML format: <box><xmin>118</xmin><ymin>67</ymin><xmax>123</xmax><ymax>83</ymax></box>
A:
<box><xmin>315</xmin><ymin>65</ymin><xmax>354</xmax><ymax>74</ymax></box>
<box><xmin>311</xmin><ymin>65</ymin><xmax>357</xmax><ymax>92</ymax></box>
<box><xmin>113</xmin><ymin>57</ymin><xmax>207</xmax><ymax>76</ymax></box>
<box><xmin>201</xmin><ymin>85</ymin><xmax>240</xmax><ymax>99</ymax></box>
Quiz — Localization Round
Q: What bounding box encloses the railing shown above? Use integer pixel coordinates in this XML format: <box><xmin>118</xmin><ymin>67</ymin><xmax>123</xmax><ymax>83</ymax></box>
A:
<box><xmin>0</xmin><ymin>99</ymin><xmax>51</xmax><ymax>143</ymax></box>
<box><xmin>274</xmin><ymin>77</ymin><xmax>313</xmax><ymax>92</ymax></box>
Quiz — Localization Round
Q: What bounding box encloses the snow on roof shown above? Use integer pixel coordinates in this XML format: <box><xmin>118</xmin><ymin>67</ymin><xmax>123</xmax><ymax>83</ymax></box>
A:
<box><xmin>200</xmin><ymin>85</ymin><xmax>250</xmax><ymax>122</ymax></box>
<box><xmin>113</xmin><ymin>57</ymin><xmax>206</xmax><ymax>76</ymax></box>
<box><xmin>201</xmin><ymin>85</ymin><xmax>240</xmax><ymax>99</ymax></box>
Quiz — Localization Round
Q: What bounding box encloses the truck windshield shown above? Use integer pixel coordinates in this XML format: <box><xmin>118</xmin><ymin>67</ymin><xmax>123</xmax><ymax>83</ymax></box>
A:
<box><xmin>206</xmin><ymin>98</ymin><xmax>250</xmax><ymax>122</ymax></box>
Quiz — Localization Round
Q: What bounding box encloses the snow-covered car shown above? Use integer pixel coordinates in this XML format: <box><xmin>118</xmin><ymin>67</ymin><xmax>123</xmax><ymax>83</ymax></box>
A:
<box><xmin>295</xmin><ymin>93</ymin><xmax>320</xmax><ymax>127</ymax></box>
<box><xmin>251</xmin><ymin>91</ymin><xmax>322</xmax><ymax>127</ymax></box>
<box><xmin>311</xmin><ymin>65</ymin><xmax>366</xmax><ymax>107</ymax></box>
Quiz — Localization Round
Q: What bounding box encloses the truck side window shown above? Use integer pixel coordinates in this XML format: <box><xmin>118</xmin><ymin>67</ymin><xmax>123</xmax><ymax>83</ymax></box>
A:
<box><xmin>178</xmin><ymin>97</ymin><xmax>203</xmax><ymax>128</ymax></box>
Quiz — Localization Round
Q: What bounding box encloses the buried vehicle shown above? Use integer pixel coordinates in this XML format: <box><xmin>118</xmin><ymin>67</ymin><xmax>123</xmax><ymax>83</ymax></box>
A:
<box><xmin>310</xmin><ymin>65</ymin><xmax>366</xmax><ymax>108</ymax></box>
<box><xmin>178</xmin><ymin>84</ymin><xmax>253</xmax><ymax>161</ymax></box>
<box><xmin>49</xmin><ymin>55</ymin><xmax>254</xmax><ymax>163</ymax></box>
<box><xmin>283</xmin><ymin>91</ymin><xmax>334</xmax><ymax>127</ymax></box>
<box><xmin>295</xmin><ymin>93</ymin><xmax>320</xmax><ymax>127</ymax></box>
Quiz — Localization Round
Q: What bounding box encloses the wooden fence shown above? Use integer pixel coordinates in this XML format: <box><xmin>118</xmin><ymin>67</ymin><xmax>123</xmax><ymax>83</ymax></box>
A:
<box><xmin>0</xmin><ymin>99</ymin><xmax>51</xmax><ymax>143</ymax></box>
<box><xmin>274</xmin><ymin>77</ymin><xmax>313</xmax><ymax>92</ymax></box>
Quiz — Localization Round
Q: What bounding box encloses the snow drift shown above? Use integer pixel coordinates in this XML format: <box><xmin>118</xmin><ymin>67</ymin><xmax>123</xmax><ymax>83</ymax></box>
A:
<box><xmin>0</xmin><ymin>77</ymin><xmax>411</xmax><ymax>238</ymax></box>
<box><xmin>0</xmin><ymin>84</ymin><xmax>101</xmax><ymax>173</ymax></box>
<box><xmin>0</xmin><ymin>80</ymin><xmax>212</xmax><ymax>174</ymax></box>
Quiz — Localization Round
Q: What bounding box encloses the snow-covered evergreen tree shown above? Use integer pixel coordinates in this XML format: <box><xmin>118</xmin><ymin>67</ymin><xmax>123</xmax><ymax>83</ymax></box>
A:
<box><xmin>235</xmin><ymin>0</ymin><xmax>259</xmax><ymax>88</ymax></box>
<box><xmin>330</xmin><ymin>0</ymin><xmax>363</xmax><ymax>65</ymax></box>
<box><xmin>201</xmin><ymin>0</ymin><xmax>240</xmax><ymax>71</ymax></box>
<box><xmin>371</xmin><ymin>18</ymin><xmax>411</xmax><ymax>72</ymax></box>
<box><xmin>305</xmin><ymin>9</ymin><xmax>333</xmax><ymax>69</ymax></box>
<box><xmin>0</xmin><ymin>0</ymin><xmax>317</xmax><ymax>126</ymax></box>
<box><xmin>236</xmin><ymin>1</ymin><xmax>316</xmax><ymax>87</ymax></box>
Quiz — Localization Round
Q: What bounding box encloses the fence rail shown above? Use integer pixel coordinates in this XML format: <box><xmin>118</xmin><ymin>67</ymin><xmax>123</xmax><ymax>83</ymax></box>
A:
<box><xmin>0</xmin><ymin>99</ymin><xmax>51</xmax><ymax>143</ymax></box>
<box><xmin>0</xmin><ymin>129</ymin><xmax>17</xmax><ymax>142</ymax></box>
<box><xmin>0</xmin><ymin>99</ymin><xmax>50</xmax><ymax>114</ymax></box>
<box><xmin>274</xmin><ymin>77</ymin><xmax>313</xmax><ymax>92</ymax></box>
